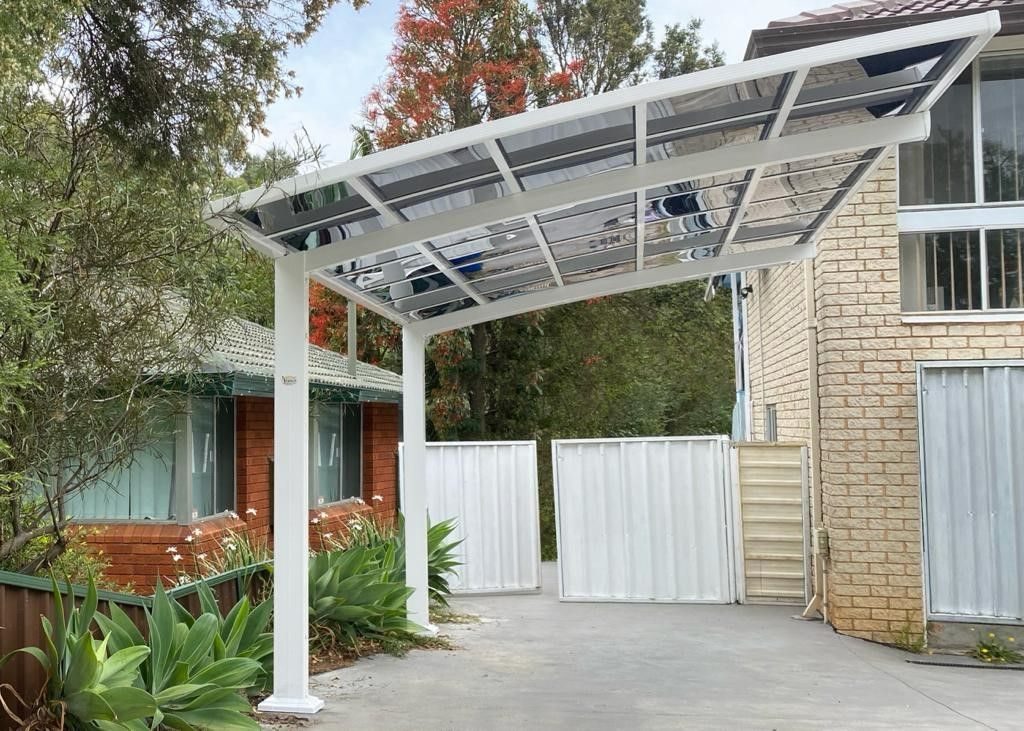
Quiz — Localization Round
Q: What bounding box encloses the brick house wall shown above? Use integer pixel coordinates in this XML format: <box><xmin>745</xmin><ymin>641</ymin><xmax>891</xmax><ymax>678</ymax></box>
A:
<box><xmin>745</xmin><ymin>262</ymin><xmax>812</xmax><ymax>443</ymax></box>
<box><xmin>744</xmin><ymin>155</ymin><xmax>1024</xmax><ymax>643</ymax></box>
<box><xmin>86</xmin><ymin>397</ymin><xmax>401</xmax><ymax>593</ymax></box>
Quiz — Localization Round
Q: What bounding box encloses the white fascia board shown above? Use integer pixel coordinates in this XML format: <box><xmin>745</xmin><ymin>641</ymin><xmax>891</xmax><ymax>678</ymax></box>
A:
<box><xmin>898</xmin><ymin>205</ymin><xmax>1024</xmax><ymax>232</ymax></box>
<box><xmin>302</xmin><ymin>113</ymin><xmax>930</xmax><ymax>274</ymax></box>
<box><xmin>209</xmin><ymin>11</ymin><xmax>998</xmax><ymax>216</ymax></box>
<box><xmin>409</xmin><ymin>243</ymin><xmax>816</xmax><ymax>336</ymax></box>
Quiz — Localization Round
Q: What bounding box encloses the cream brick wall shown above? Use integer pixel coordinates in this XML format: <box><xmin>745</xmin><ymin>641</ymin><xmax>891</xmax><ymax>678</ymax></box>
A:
<box><xmin>745</xmin><ymin>262</ymin><xmax>811</xmax><ymax>443</ymax></box>
<box><xmin>744</xmin><ymin>155</ymin><xmax>1024</xmax><ymax>643</ymax></box>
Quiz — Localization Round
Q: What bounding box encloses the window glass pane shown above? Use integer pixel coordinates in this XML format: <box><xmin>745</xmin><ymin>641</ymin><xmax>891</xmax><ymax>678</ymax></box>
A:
<box><xmin>987</xmin><ymin>229</ymin><xmax>1024</xmax><ymax>309</ymax></box>
<box><xmin>214</xmin><ymin>398</ymin><xmax>235</xmax><ymax>514</ymax></box>
<box><xmin>982</xmin><ymin>55</ymin><xmax>1024</xmax><ymax>202</ymax></box>
<box><xmin>899</xmin><ymin>231</ymin><xmax>982</xmax><ymax>311</ymax></box>
<box><xmin>191</xmin><ymin>398</ymin><xmax>215</xmax><ymax>519</ymax></box>
<box><xmin>313</xmin><ymin>403</ymin><xmax>341</xmax><ymax>506</ymax></box>
<box><xmin>66</xmin><ymin>411</ymin><xmax>177</xmax><ymax>521</ymax></box>
<box><xmin>128</xmin><ymin>423</ymin><xmax>176</xmax><ymax>521</ymax></box>
<box><xmin>341</xmin><ymin>405</ymin><xmax>362</xmax><ymax>501</ymax></box>
<box><xmin>899</xmin><ymin>69</ymin><xmax>974</xmax><ymax>206</ymax></box>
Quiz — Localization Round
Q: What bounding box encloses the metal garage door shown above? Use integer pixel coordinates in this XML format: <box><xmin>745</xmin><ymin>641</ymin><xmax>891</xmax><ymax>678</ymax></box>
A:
<box><xmin>402</xmin><ymin>441</ymin><xmax>541</xmax><ymax>594</ymax></box>
<box><xmin>919</xmin><ymin>363</ymin><xmax>1024</xmax><ymax>621</ymax></box>
<box><xmin>552</xmin><ymin>437</ymin><xmax>735</xmax><ymax>603</ymax></box>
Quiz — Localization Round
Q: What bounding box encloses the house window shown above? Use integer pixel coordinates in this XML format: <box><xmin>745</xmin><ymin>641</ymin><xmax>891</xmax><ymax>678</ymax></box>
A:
<box><xmin>899</xmin><ymin>229</ymin><xmax>1024</xmax><ymax>312</ymax></box>
<box><xmin>764</xmin><ymin>404</ymin><xmax>778</xmax><ymax>442</ymax></box>
<box><xmin>190</xmin><ymin>397</ymin><xmax>236</xmax><ymax>519</ymax></box>
<box><xmin>63</xmin><ymin>413</ymin><xmax>177</xmax><ymax>521</ymax></box>
<box><xmin>66</xmin><ymin>396</ymin><xmax>236</xmax><ymax>522</ymax></box>
<box><xmin>900</xmin><ymin>51</ymin><xmax>1024</xmax><ymax>206</ymax></box>
<box><xmin>898</xmin><ymin>69</ymin><xmax>974</xmax><ymax>206</ymax></box>
<box><xmin>310</xmin><ymin>403</ymin><xmax>362</xmax><ymax>506</ymax></box>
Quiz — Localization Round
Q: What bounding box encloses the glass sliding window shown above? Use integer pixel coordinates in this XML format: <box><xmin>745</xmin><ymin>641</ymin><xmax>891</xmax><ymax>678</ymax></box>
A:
<box><xmin>899</xmin><ymin>69</ymin><xmax>974</xmax><ymax>206</ymax></box>
<box><xmin>340</xmin><ymin>405</ymin><xmax>362</xmax><ymax>501</ymax></box>
<box><xmin>981</xmin><ymin>54</ymin><xmax>1024</xmax><ymax>202</ymax></box>
<box><xmin>310</xmin><ymin>403</ymin><xmax>362</xmax><ymax>506</ymax></box>
<box><xmin>190</xmin><ymin>397</ymin><xmax>235</xmax><ymax>519</ymax></box>
<box><xmin>899</xmin><ymin>231</ymin><xmax>982</xmax><ymax>311</ymax></box>
<box><xmin>65</xmin><ymin>412</ymin><xmax>177</xmax><ymax>521</ymax></box>
<box><xmin>987</xmin><ymin>229</ymin><xmax>1024</xmax><ymax>309</ymax></box>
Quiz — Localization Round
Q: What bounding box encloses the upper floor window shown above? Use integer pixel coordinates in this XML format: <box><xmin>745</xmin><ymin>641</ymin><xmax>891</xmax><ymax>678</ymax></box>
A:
<box><xmin>899</xmin><ymin>52</ymin><xmax>1024</xmax><ymax>206</ymax></box>
<box><xmin>309</xmin><ymin>403</ymin><xmax>362</xmax><ymax>506</ymax></box>
<box><xmin>899</xmin><ymin>228</ymin><xmax>1023</xmax><ymax>312</ymax></box>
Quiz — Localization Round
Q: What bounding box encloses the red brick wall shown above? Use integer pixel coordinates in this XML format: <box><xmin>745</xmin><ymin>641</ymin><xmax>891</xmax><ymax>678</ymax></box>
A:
<box><xmin>84</xmin><ymin>396</ymin><xmax>401</xmax><ymax>594</ymax></box>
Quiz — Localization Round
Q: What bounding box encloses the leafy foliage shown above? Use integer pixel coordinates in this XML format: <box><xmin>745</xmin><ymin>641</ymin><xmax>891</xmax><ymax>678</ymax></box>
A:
<box><xmin>971</xmin><ymin>630</ymin><xmax>1022</xmax><ymax>664</ymax></box>
<box><xmin>195</xmin><ymin>583</ymin><xmax>275</xmax><ymax>693</ymax></box>
<box><xmin>96</xmin><ymin>584</ymin><xmax>262</xmax><ymax>729</ymax></box>
<box><xmin>0</xmin><ymin>575</ymin><xmax>156</xmax><ymax>729</ymax></box>
<box><xmin>425</xmin><ymin>519</ymin><xmax>463</xmax><ymax>606</ymax></box>
<box><xmin>308</xmin><ymin>545</ymin><xmax>418</xmax><ymax>648</ymax></box>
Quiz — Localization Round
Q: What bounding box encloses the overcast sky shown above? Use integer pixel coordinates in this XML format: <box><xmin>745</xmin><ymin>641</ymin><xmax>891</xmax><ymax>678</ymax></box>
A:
<box><xmin>255</xmin><ymin>0</ymin><xmax>817</xmax><ymax>160</ymax></box>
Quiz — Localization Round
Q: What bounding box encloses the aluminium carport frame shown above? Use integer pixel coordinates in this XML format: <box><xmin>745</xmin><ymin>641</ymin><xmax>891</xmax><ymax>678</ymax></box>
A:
<box><xmin>206</xmin><ymin>11</ymin><xmax>999</xmax><ymax>714</ymax></box>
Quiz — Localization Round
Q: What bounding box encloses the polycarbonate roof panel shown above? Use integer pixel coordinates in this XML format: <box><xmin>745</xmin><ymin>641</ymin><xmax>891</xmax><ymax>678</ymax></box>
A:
<box><xmin>210</xmin><ymin>12</ymin><xmax>999</xmax><ymax>331</ymax></box>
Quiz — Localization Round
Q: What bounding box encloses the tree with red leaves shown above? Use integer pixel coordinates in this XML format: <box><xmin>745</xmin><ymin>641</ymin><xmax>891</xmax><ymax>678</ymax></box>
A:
<box><xmin>366</xmin><ymin>0</ymin><xmax>574</xmax><ymax>148</ymax></box>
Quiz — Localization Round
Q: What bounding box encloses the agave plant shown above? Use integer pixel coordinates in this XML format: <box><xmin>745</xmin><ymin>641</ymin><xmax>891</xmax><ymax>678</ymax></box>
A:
<box><xmin>96</xmin><ymin>584</ymin><xmax>262</xmax><ymax>730</ymax></box>
<box><xmin>194</xmin><ymin>582</ymin><xmax>274</xmax><ymax>693</ymax></box>
<box><xmin>308</xmin><ymin>545</ymin><xmax>418</xmax><ymax>647</ymax></box>
<box><xmin>0</xmin><ymin>575</ymin><xmax>156</xmax><ymax>730</ymax></box>
<box><xmin>426</xmin><ymin>518</ymin><xmax>463</xmax><ymax>606</ymax></box>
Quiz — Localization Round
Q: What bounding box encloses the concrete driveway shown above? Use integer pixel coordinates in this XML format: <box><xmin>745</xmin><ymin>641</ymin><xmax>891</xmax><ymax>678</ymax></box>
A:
<box><xmin>291</xmin><ymin>564</ymin><xmax>1023</xmax><ymax>730</ymax></box>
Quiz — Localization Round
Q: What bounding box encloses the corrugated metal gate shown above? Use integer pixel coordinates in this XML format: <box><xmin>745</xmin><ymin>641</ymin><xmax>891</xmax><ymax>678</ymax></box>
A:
<box><xmin>919</xmin><ymin>363</ymin><xmax>1024</xmax><ymax>621</ymax></box>
<box><xmin>553</xmin><ymin>437</ymin><xmax>736</xmax><ymax>603</ymax></box>
<box><xmin>403</xmin><ymin>441</ymin><xmax>541</xmax><ymax>594</ymax></box>
<box><xmin>735</xmin><ymin>443</ymin><xmax>809</xmax><ymax>605</ymax></box>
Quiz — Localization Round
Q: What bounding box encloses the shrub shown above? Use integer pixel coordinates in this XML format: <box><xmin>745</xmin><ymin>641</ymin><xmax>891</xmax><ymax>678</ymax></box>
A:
<box><xmin>195</xmin><ymin>582</ymin><xmax>274</xmax><ymax>693</ymax></box>
<box><xmin>426</xmin><ymin>518</ymin><xmax>462</xmax><ymax>606</ymax></box>
<box><xmin>94</xmin><ymin>583</ymin><xmax>263</xmax><ymax>729</ymax></box>
<box><xmin>308</xmin><ymin>545</ymin><xmax>418</xmax><ymax>648</ymax></box>
<box><xmin>0</xmin><ymin>575</ymin><xmax>156</xmax><ymax>729</ymax></box>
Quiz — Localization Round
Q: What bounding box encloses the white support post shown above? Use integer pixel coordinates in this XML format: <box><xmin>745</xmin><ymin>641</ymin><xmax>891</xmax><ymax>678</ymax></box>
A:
<box><xmin>258</xmin><ymin>254</ymin><xmax>323</xmax><ymax>716</ymax></box>
<box><xmin>401</xmin><ymin>327</ymin><xmax>435</xmax><ymax>632</ymax></box>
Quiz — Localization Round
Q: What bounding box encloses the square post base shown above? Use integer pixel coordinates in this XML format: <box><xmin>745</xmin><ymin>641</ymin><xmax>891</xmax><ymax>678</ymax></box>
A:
<box><xmin>257</xmin><ymin>695</ymin><xmax>325</xmax><ymax>715</ymax></box>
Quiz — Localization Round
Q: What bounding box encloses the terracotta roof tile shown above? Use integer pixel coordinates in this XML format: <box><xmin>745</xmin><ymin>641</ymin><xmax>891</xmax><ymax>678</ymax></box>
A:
<box><xmin>769</xmin><ymin>0</ymin><xmax>1017</xmax><ymax>27</ymax></box>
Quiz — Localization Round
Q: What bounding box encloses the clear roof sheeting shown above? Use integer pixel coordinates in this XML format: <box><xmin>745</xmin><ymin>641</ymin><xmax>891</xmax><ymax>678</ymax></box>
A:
<box><xmin>209</xmin><ymin>12</ymin><xmax>999</xmax><ymax>335</ymax></box>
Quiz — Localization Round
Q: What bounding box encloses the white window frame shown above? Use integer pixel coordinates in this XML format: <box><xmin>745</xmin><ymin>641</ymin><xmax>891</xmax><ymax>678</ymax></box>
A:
<box><xmin>897</xmin><ymin>38</ymin><xmax>1024</xmax><ymax>320</ymax></box>
<box><xmin>309</xmin><ymin>402</ymin><xmax>364</xmax><ymax>508</ymax></box>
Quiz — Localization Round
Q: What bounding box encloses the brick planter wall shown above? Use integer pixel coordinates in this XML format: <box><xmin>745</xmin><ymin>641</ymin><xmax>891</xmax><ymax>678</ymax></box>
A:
<box><xmin>84</xmin><ymin>396</ymin><xmax>401</xmax><ymax>594</ymax></box>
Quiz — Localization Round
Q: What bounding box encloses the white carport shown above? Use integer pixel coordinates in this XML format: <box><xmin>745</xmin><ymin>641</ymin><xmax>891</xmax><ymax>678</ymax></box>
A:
<box><xmin>207</xmin><ymin>11</ymin><xmax>998</xmax><ymax>714</ymax></box>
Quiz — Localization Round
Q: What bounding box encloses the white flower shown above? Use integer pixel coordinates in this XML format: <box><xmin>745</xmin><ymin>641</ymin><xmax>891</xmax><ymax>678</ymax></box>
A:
<box><xmin>226</xmin><ymin>510</ymin><xmax>240</xmax><ymax>520</ymax></box>
<box><xmin>351</xmin><ymin>523</ymin><xmax>363</xmax><ymax>532</ymax></box>
<box><xmin>353</xmin><ymin>497</ymin><xmax>365</xmax><ymax>505</ymax></box>
<box><xmin>197</xmin><ymin>553</ymin><xmax>207</xmax><ymax>561</ymax></box>
<box><xmin>192</xmin><ymin>528</ymin><xmax>203</xmax><ymax>537</ymax></box>
<box><xmin>225</xmin><ymin>543</ymin><xmax>237</xmax><ymax>551</ymax></box>
<box><xmin>310</xmin><ymin>518</ymin><xmax>319</xmax><ymax>525</ymax></box>
<box><xmin>323</xmin><ymin>532</ymin><xmax>333</xmax><ymax>540</ymax></box>
<box><xmin>172</xmin><ymin>554</ymin><xmax>183</xmax><ymax>562</ymax></box>
<box><xmin>165</xmin><ymin>546</ymin><xmax>178</xmax><ymax>554</ymax></box>
<box><xmin>372</xmin><ymin>495</ymin><xmax>384</xmax><ymax>502</ymax></box>
<box><xmin>221</xmin><ymin>537</ymin><xmax>232</xmax><ymax>545</ymax></box>
<box><xmin>184</xmin><ymin>535</ymin><xmax>194</xmax><ymax>543</ymax></box>
<box><xmin>177</xmin><ymin>576</ymin><xmax>189</xmax><ymax>586</ymax></box>
<box><xmin>246</xmin><ymin>507</ymin><xmax>258</xmax><ymax>516</ymax></box>
<box><xmin>318</xmin><ymin>511</ymin><xmax>328</xmax><ymax>519</ymax></box>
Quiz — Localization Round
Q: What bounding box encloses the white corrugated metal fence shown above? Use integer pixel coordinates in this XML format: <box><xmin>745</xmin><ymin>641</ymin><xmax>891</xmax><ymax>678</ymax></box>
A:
<box><xmin>919</xmin><ymin>363</ymin><xmax>1024</xmax><ymax>621</ymax></box>
<box><xmin>402</xmin><ymin>441</ymin><xmax>541</xmax><ymax>594</ymax></box>
<box><xmin>553</xmin><ymin>436</ymin><xmax>735</xmax><ymax>603</ymax></box>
